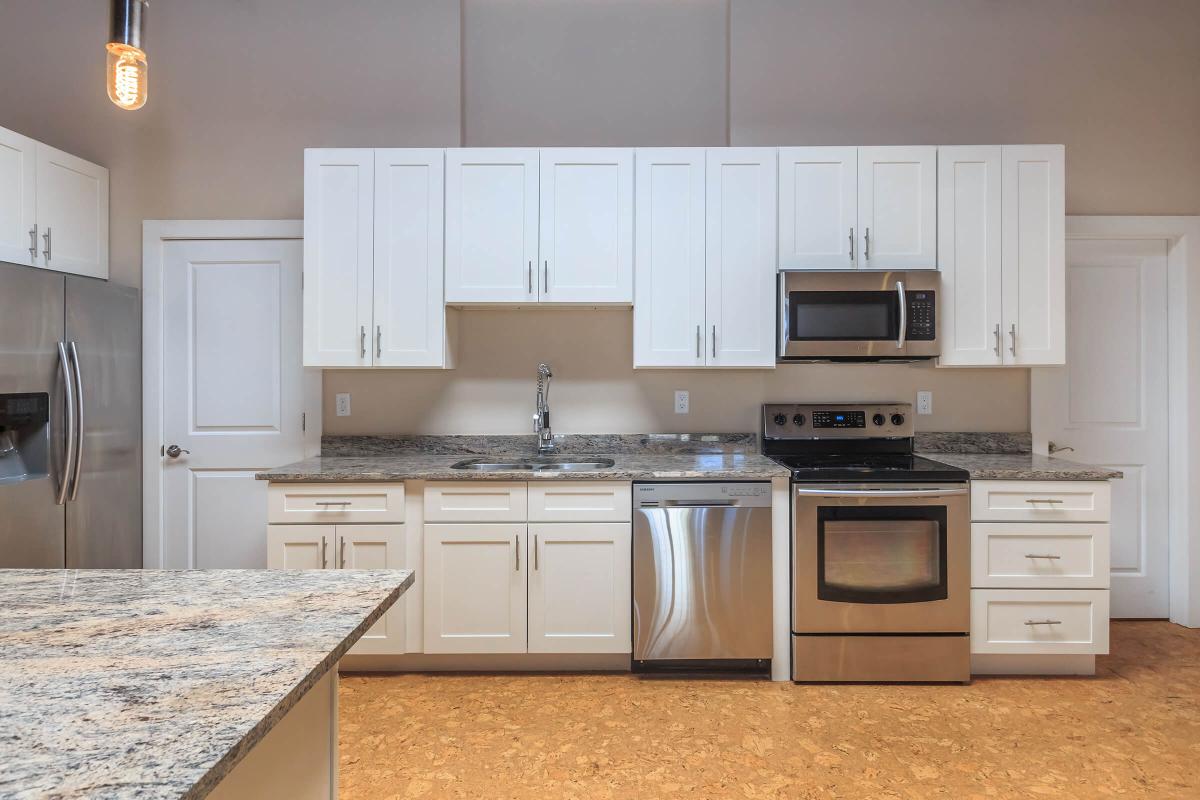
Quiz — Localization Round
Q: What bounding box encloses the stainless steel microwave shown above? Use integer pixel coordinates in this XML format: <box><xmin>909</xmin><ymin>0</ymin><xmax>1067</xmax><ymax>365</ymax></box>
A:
<box><xmin>777</xmin><ymin>271</ymin><xmax>940</xmax><ymax>362</ymax></box>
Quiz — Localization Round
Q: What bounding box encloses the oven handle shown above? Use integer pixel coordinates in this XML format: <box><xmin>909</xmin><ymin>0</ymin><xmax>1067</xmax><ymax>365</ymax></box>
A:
<box><xmin>895</xmin><ymin>280</ymin><xmax>906</xmax><ymax>350</ymax></box>
<box><xmin>794</xmin><ymin>486</ymin><xmax>968</xmax><ymax>498</ymax></box>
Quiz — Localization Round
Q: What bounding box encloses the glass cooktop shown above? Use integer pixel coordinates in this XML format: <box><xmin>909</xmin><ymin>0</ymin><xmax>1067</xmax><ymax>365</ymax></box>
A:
<box><xmin>769</xmin><ymin>453</ymin><xmax>970</xmax><ymax>483</ymax></box>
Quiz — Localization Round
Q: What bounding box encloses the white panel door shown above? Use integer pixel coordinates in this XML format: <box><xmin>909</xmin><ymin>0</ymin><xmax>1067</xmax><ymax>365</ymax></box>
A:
<box><xmin>538</xmin><ymin>148</ymin><xmax>633</xmax><ymax>303</ymax></box>
<box><xmin>445</xmin><ymin>148</ymin><xmax>539</xmax><ymax>303</ymax></box>
<box><xmin>527</xmin><ymin>523</ymin><xmax>631</xmax><ymax>653</ymax></box>
<box><xmin>338</xmin><ymin>525</ymin><xmax>407</xmax><ymax>654</ymax></box>
<box><xmin>937</xmin><ymin>146</ymin><xmax>1003</xmax><ymax>365</ymax></box>
<box><xmin>1031</xmin><ymin>239</ymin><xmax>1169</xmax><ymax>617</ymax></box>
<box><xmin>162</xmin><ymin>239</ymin><xmax>317</xmax><ymax>568</ymax></box>
<box><xmin>373</xmin><ymin>149</ymin><xmax>447</xmax><ymax>367</ymax></box>
<box><xmin>633</xmin><ymin>148</ymin><xmax>706</xmax><ymax>367</ymax></box>
<box><xmin>1002</xmin><ymin>145</ymin><xmax>1066</xmax><ymax>365</ymax></box>
<box><xmin>267</xmin><ymin>525</ymin><xmax>333</xmax><ymax>570</ymax></box>
<box><xmin>705</xmin><ymin>148</ymin><xmax>777</xmax><ymax>367</ymax></box>
<box><xmin>303</xmin><ymin>149</ymin><xmax>374</xmax><ymax>367</ymax></box>
<box><xmin>423</xmin><ymin>523</ymin><xmax>527</xmax><ymax>653</ymax></box>
<box><xmin>0</xmin><ymin>126</ymin><xmax>37</xmax><ymax>267</ymax></box>
<box><xmin>857</xmin><ymin>146</ymin><xmax>936</xmax><ymax>270</ymax></box>
<box><xmin>35</xmin><ymin>143</ymin><xmax>108</xmax><ymax>279</ymax></box>
<box><xmin>778</xmin><ymin>146</ymin><xmax>857</xmax><ymax>270</ymax></box>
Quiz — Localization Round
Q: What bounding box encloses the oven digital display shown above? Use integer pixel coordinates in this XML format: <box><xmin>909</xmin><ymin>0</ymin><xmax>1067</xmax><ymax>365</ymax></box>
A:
<box><xmin>812</xmin><ymin>410</ymin><xmax>865</xmax><ymax>429</ymax></box>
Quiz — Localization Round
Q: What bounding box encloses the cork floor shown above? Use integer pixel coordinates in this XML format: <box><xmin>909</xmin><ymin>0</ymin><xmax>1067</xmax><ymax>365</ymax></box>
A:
<box><xmin>338</xmin><ymin>621</ymin><xmax>1200</xmax><ymax>799</ymax></box>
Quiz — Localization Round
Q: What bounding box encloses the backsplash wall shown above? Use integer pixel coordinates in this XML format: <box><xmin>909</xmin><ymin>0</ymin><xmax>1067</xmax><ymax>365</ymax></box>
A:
<box><xmin>322</xmin><ymin>309</ymin><xmax>1028</xmax><ymax>435</ymax></box>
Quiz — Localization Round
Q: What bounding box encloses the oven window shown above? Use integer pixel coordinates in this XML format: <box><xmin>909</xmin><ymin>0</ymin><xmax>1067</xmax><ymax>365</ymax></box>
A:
<box><xmin>789</xmin><ymin>291</ymin><xmax>897</xmax><ymax>341</ymax></box>
<box><xmin>817</xmin><ymin>506</ymin><xmax>948</xmax><ymax>604</ymax></box>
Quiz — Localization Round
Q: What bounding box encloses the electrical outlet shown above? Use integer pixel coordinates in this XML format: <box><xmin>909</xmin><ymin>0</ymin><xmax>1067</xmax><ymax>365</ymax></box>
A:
<box><xmin>674</xmin><ymin>390</ymin><xmax>690</xmax><ymax>414</ymax></box>
<box><xmin>335</xmin><ymin>393</ymin><xmax>352</xmax><ymax>417</ymax></box>
<box><xmin>916</xmin><ymin>391</ymin><xmax>933</xmax><ymax>415</ymax></box>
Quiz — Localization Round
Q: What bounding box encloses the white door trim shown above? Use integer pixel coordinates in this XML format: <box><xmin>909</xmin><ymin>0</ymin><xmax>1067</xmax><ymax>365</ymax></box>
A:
<box><xmin>1063</xmin><ymin>216</ymin><xmax>1200</xmax><ymax>627</ymax></box>
<box><xmin>142</xmin><ymin>220</ymin><xmax>318</xmax><ymax>568</ymax></box>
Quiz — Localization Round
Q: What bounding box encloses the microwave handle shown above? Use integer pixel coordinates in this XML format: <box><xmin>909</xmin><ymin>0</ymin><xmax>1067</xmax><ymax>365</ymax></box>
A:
<box><xmin>895</xmin><ymin>280</ymin><xmax>906</xmax><ymax>350</ymax></box>
<box><xmin>778</xmin><ymin>272</ymin><xmax>789</xmax><ymax>357</ymax></box>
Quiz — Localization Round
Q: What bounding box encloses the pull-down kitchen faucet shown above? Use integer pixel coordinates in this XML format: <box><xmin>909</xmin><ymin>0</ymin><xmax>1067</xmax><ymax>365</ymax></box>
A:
<box><xmin>533</xmin><ymin>363</ymin><xmax>554</xmax><ymax>454</ymax></box>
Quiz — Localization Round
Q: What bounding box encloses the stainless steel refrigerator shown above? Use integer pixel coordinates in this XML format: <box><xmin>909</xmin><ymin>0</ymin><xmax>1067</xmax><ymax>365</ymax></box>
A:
<box><xmin>0</xmin><ymin>261</ymin><xmax>140</xmax><ymax>568</ymax></box>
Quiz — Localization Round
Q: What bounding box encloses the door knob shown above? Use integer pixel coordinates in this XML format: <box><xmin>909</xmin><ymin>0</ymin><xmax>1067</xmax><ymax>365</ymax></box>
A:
<box><xmin>165</xmin><ymin>444</ymin><xmax>191</xmax><ymax>458</ymax></box>
<box><xmin>1048</xmin><ymin>441</ymin><xmax>1074</xmax><ymax>455</ymax></box>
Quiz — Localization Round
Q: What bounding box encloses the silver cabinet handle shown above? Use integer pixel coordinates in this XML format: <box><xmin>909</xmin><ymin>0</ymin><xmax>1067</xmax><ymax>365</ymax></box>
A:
<box><xmin>711</xmin><ymin>325</ymin><xmax>716</xmax><ymax>358</ymax></box>
<box><xmin>543</xmin><ymin>260</ymin><xmax>549</xmax><ymax>293</ymax></box>
<box><xmin>1025</xmin><ymin>554</ymin><xmax>1062</xmax><ymax>559</ymax></box>
<box><xmin>360</xmin><ymin>326</ymin><xmax>366</xmax><ymax>358</ymax></box>
<box><xmin>895</xmin><ymin>281</ymin><xmax>906</xmax><ymax>350</ymax></box>
<box><xmin>1025</xmin><ymin>498</ymin><xmax>1064</xmax><ymax>504</ymax></box>
<box><xmin>527</xmin><ymin>260</ymin><xmax>533</xmax><ymax>293</ymax></box>
<box><xmin>534</xmin><ymin>534</ymin><xmax>539</xmax><ymax>571</ymax></box>
<box><xmin>1009</xmin><ymin>323</ymin><xmax>1017</xmax><ymax>357</ymax></box>
<box><xmin>515</xmin><ymin>533</ymin><xmax>520</xmax><ymax>571</ymax></box>
<box><xmin>29</xmin><ymin>225</ymin><xmax>37</xmax><ymax>262</ymax></box>
<box><xmin>42</xmin><ymin>227</ymin><xmax>51</xmax><ymax>264</ymax></box>
<box><xmin>340</xmin><ymin>537</ymin><xmax>347</xmax><ymax>568</ymax></box>
<box><xmin>376</xmin><ymin>325</ymin><xmax>382</xmax><ymax>359</ymax></box>
<box><xmin>314</xmin><ymin>500</ymin><xmax>351</xmax><ymax>506</ymax></box>
<box><xmin>864</xmin><ymin>227</ymin><xmax>870</xmax><ymax>261</ymax></box>
<box><xmin>321</xmin><ymin>535</ymin><xmax>328</xmax><ymax>568</ymax></box>
<box><xmin>1048</xmin><ymin>441</ymin><xmax>1075</xmax><ymax>454</ymax></box>
<box><xmin>848</xmin><ymin>227</ymin><xmax>855</xmax><ymax>262</ymax></box>
<box><xmin>993</xmin><ymin>324</ymin><xmax>1001</xmax><ymax>357</ymax></box>
<box><xmin>696</xmin><ymin>325</ymin><xmax>701</xmax><ymax>359</ymax></box>
<box><xmin>165</xmin><ymin>444</ymin><xmax>191</xmax><ymax>458</ymax></box>
<box><xmin>66</xmin><ymin>342</ymin><xmax>84</xmax><ymax>500</ymax></box>
<box><xmin>55</xmin><ymin>342</ymin><xmax>76</xmax><ymax>506</ymax></box>
<box><xmin>1024</xmin><ymin>619</ymin><xmax>1062</xmax><ymax>626</ymax></box>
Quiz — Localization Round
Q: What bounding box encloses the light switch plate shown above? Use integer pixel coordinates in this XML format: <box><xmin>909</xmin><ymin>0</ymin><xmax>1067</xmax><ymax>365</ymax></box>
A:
<box><xmin>335</xmin><ymin>393</ymin><xmax>352</xmax><ymax>417</ymax></box>
<box><xmin>674</xmin><ymin>390</ymin><xmax>690</xmax><ymax>414</ymax></box>
<box><xmin>916</xmin><ymin>391</ymin><xmax>933</xmax><ymax>415</ymax></box>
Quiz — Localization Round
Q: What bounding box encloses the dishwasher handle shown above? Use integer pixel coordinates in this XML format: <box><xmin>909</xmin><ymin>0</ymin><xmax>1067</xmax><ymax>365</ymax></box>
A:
<box><xmin>639</xmin><ymin>499</ymin><xmax>737</xmax><ymax>508</ymax></box>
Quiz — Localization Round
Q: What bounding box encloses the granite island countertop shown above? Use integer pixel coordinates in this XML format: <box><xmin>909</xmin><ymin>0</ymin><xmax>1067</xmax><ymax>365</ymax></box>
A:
<box><xmin>0</xmin><ymin>568</ymin><xmax>414</xmax><ymax>800</ymax></box>
<box><xmin>923</xmin><ymin>451</ymin><xmax>1123</xmax><ymax>481</ymax></box>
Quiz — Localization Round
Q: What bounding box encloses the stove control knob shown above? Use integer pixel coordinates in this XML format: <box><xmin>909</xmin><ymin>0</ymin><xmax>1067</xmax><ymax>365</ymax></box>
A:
<box><xmin>792</xmin><ymin>414</ymin><xmax>806</xmax><ymax>427</ymax></box>
<box><xmin>891</xmin><ymin>413</ymin><xmax>906</xmax><ymax>426</ymax></box>
<box><xmin>773</xmin><ymin>414</ymin><xmax>788</xmax><ymax>426</ymax></box>
<box><xmin>872</xmin><ymin>413</ymin><xmax>886</xmax><ymax>427</ymax></box>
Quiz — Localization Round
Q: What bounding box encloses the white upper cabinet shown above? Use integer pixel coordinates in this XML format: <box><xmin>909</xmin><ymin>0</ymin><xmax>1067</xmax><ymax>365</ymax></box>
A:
<box><xmin>444</xmin><ymin>148</ymin><xmax>539</xmax><ymax>304</ymax></box>
<box><xmin>373</xmin><ymin>149</ymin><xmax>450</xmax><ymax>368</ymax></box>
<box><xmin>633</xmin><ymin>148</ymin><xmax>706</xmax><ymax>367</ymax></box>
<box><xmin>0</xmin><ymin>127</ymin><xmax>37</xmax><ymax>268</ymax></box>
<box><xmin>857</xmin><ymin>146</ymin><xmax>937</xmax><ymax>270</ymax></box>
<box><xmin>538</xmin><ymin>149</ymin><xmax>633</xmax><ymax>303</ymax></box>
<box><xmin>938</xmin><ymin>146</ymin><xmax>1003</xmax><ymax>366</ymax></box>
<box><xmin>303</xmin><ymin>149</ymin><xmax>374</xmax><ymax>367</ymax></box>
<box><xmin>1003</xmin><ymin>145</ymin><xmax>1065</xmax><ymax>365</ymax></box>
<box><xmin>778</xmin><ymin>147</ymin><xmax>857</xmax><ymax>270</ymax></box>
<box><xmin>706</xmin><ymin>148</ymin><xmax>778</xmax><ymax>367</ymax></box>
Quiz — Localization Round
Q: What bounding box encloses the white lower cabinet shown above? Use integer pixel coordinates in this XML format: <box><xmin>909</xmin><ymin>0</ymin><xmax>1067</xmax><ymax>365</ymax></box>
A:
<box><xmin>971</xmin><ymin>589</ymin><xmax>1109</xmax><ymax>655</ymax></box>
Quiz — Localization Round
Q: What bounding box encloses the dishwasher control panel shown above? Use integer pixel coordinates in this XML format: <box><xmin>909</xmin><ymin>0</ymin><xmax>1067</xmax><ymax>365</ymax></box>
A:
<box><xmin>635</xmin><ymin>482</ymin><xmax>772</xmax><ymax>507</ymax></box>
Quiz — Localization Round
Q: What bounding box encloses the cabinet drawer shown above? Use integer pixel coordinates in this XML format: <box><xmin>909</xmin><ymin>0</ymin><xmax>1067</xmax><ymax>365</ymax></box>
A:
<box><xmin>424</xmin><ymin>482</ymin><xmax>528</xmax><ymax>522</ymax></box>
<box><xmin>970</xmin><ymin>481</ymin><xmax>1110</xmax><ymax>522</ymax></box>
<box><xmin>971</xmin><ymin>523</ymin><xmax>1109</xmax><ymax>589</ymax></box>
<box><xmin>971</xmin><ymin>589</ymin><xmax>1109</xmax><ymax>655</ymax></box>
<box><xmin>268</xmin><ymin>483</ymin><xmax>406</xmax><ymax>524</ymax></box>
<box><xmin>528</xmin><ymin>482</ymin><xmax>632</xmax><ymax>522</ymax></box>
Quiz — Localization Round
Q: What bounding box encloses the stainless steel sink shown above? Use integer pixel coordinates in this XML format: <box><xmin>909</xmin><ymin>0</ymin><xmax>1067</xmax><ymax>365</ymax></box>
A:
<box><xmin>450</xmin><ymin>457</ymin><xmax>615</xmax><ymax>472</ymax></box>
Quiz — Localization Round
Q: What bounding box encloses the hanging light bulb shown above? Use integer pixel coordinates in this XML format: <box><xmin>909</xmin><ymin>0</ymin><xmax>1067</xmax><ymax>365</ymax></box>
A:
<box><xmin>107</xmin><ymin>0</ymin><xmax>149</xmax><ymax>110</ymax></box>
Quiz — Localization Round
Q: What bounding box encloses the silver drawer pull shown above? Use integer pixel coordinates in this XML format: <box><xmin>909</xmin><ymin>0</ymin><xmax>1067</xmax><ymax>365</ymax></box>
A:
<box><xmin>1025</xmin><ymin>554</ymin><xmax>1062</xmax><ymax>559</ymax></box>
<box><xmin>1024</xmin><ymin>619</ymin><xmax>1062</xmax><ymax>626</ymax></box>
<box><xmin>314</xmin><ymin>501</ymin><xmax>352</xmax><ymax>507</ymax></box>
<box><xmin>1025</xmin><ymin>498</ymin><xmax>1064</xmax><ymax>504</ymax></box>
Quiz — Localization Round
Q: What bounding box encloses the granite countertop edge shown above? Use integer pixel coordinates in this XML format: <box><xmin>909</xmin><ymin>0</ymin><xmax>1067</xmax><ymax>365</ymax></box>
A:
<box><xmin>922</xmin><ymin>452</ymin><xmax>1123</xmax><ymax>481</ymax></box>
<box><xmin>186</xmin><ymin>570</ymin><xmax>414</xmax><ymax>798</ymax></box>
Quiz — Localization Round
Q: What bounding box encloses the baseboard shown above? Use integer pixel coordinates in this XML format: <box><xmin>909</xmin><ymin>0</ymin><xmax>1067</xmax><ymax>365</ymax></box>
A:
<box><xmin>971</xmin><ymin>654</ymin><xmax>1096</xmax><ymax>676</ymax></box>
<box><xmin>340</xmin><ymin>652</ymin><xmax>632</xmax><ymax>673</ymax></box>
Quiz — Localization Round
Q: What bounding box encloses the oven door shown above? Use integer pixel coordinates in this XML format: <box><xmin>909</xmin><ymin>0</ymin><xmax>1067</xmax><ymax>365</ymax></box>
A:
<box><xmin>792</xmin><ymin>484</ymin><xmax>969</xmax><ymax>633</ymax></box>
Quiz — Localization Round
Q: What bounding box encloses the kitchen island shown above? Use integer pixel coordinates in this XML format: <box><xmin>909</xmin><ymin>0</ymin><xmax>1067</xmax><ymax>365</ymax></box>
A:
<box><xmin>0</xmin><ymin>568</ymin><xmax>414</xmax><ymax>799</ymax></box>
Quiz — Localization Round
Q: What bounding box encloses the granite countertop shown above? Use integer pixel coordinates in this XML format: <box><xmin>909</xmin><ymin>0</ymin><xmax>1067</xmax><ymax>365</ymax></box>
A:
<box><xmin>256</xmin><ymin>452</ymin><xmax>791</xmax><ymax>482</ymax></box>
<box><xmin>925</xmin><ymin>452</ymin><xmax>1123</xmax><ymax>481</ymax></box>
<box><xmin>0</xmin><ymin>568</ymin><xmax>414</xmax><ymax>800</ymax></box>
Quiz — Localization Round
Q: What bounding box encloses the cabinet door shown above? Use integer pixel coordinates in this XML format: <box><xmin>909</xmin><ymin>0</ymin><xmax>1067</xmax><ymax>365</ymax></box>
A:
<box><xmin>373</xmin><ymin>149</ymin><xmax>448</xmax><ymax>367</ymax></box>
<box><xmin>303</xmin><ymin>149</ymin><xmax>374</xmax><ymax>367</ymax></box>
<box><xmin>445</xmin><ymin>149</ymin><xmax>539</xmax><ymax>304</ymax></box>
<box><xmin>705</xmin><ymin>148</ymin><xmax>777</xmax><ymax>368</ymax></box>
<box><xmin>338</xmin><ymin>525</ymin><xmax>407</xmax><ymax>654</ymax></box>
<box><xmin>0</xmin><ymin>126</ymin><xmax>37</xmax><ymax>267</ymax></box>
<box><xmin>857</xmin><ymin>146</ymin><xmax>936</xmax><ymax>270</ymax></box>
<box><xmin>1002</xmin><ymin>145</ymin><xmax>1065</xmax><ymax>365</ymax></box>
<box><xmin>423</xmin><ymin>523</ymin><xmax>527</xmax><ymax>654</ymax></box>
<box><xmin>633</xmin><ymin>148</ymin><xmax>706</xmax><ymax>367</ymax></box>
<box><xmin>527</xmin><ymin>523</ymin><xmax>631</xmax><ymax>653</ymax></box>
<box><xmin>267</xmin><ymin>525</ymin><xmax>333</xmax><ymax>569</ymax></box>
<box><xmin>538</xmin><ymin>148</ymin><xmax>633</xmax><ymax>303</ymax></box>
<box><xmin>35</xmin><ymin>143</ymin><xmax>108</xmax><ymax>279</ymax></box>
<box><xmin>937</xmin><ymin>146</ymin><xmax>1003</xmax><ymax>366</ymax></box>
<box><xmin>778</xmin><ymin>147</ymin><xmax>857</xmax><ymax>270</ymax></box>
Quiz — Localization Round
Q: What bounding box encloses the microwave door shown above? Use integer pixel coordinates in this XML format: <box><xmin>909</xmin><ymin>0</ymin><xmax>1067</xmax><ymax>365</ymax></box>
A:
<box><xmin>783</xmin><ymin>290</ymin><xmax>902</xmax><ymax>359</ymax></box>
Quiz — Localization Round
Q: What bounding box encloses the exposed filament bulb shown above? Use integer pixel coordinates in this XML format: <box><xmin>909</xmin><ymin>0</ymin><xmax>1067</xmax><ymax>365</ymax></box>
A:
<box><xmin>106</xmin><ymin>43</ymin><xmax>147</xmax><ymax>110</ymax></box>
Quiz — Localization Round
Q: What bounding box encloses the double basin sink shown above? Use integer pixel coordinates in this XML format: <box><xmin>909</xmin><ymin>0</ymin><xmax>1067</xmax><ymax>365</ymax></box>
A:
<box><xmin>451</xmin><ymin>456</ymin><xmax>615</xmax><ymax>473</ymax></box>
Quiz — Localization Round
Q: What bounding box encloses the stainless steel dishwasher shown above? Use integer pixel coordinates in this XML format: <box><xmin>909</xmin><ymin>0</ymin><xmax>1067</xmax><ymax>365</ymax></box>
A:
<box><xmin>632</xmin><ymin>482</ymin><xmax>773</xmax><ymax>671</ymax></box>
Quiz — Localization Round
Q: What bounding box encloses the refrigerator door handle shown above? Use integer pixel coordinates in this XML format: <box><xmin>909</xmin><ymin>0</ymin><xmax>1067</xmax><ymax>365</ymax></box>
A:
<box><xmin>55</xmin><ymin>342</ymin><xmax>77</xmax><ymax>506</ymax></box>
<box><xmin>67</xmin><ymin>342</ymin><xmax>85</xmax><ymax>501</ymax></box>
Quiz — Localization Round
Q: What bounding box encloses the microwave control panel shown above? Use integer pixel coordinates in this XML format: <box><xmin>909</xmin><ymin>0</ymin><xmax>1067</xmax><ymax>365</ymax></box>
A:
<box><xmin>906</xmin><ymin>291</ymin><xmax>936</xmax><ymax>340</ymax></box>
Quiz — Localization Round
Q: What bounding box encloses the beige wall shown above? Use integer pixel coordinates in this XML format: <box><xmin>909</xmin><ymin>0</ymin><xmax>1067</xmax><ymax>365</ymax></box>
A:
<box><xmin>3</xmin><ymin>1</ymin><xmax>1197</xmax><ymax>436</ymax></box>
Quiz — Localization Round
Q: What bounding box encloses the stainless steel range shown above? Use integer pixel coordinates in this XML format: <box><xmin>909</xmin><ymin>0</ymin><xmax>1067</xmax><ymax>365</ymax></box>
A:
<box><xmin>763</xmin><ymin>403</ymin><xmax>971</xmax><ymax>683</ymax></box>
